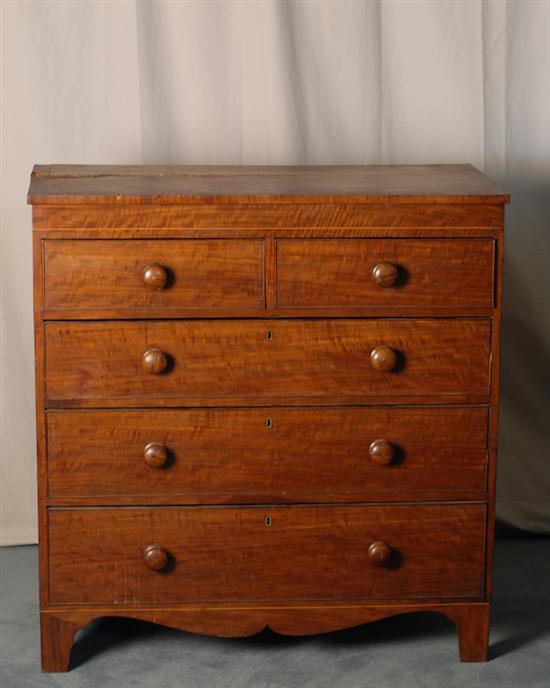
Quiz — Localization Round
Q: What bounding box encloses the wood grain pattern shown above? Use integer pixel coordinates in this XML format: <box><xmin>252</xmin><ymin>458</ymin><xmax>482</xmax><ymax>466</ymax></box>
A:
<box><xmin>32</xmin><ymin>203</ymin><xmax>504</xmax><ymax>233</ymax></box>
<box><xmin>40</xmin><ymin>613</ymin><xmax>80</xmax><ymax>673</ymax></box>
<box><xmin>40</xmin><ymin>601</ymin><xmax>490</xmax><ymax>671</ymax></box>
<box><xmin>277</xmin><ymin>239</ymin><xmax>494</xmax><ymax>308</ymax></box>
<box><xmin>455</xmin><ymin>601</ymin><xmax>491</xmax><ymax>661</ymax></box>
<box><xmin>28</xmin><ymin>164</ymin><xmax>509</xmax><ymax>206</ymax></box>
<box><xmin>40</xmin><ymin>305</ymin><xmax>498</xmax><ymax>322</ymax></box>
<box><xmin>32</xmin><ymin>233</ymin><xmax>50</xmax><ymax>614</ymax></box>
<box><xmin>48</xmin><ymin>504</ymin><xmax>486</xmax><ymax>605</ymax></box>
<box><xmin>44</xmin><ymin>319</ymin><xmax>491</xmax><ymax>405</ymax></box>
<box><xmin>46</xmin><ymin>407</ymin><xmax>488</xmax><ymax>502</ymax></box>
<box><xmin>29</xmin><ymin>164</ymin><xmax>507</xmax><ymax>669</ymax></box>
<box><xmin>484</xmin><ymin>232</ymin><xmax>505</xmax><ymax>600</ymax></box>
<box><xmin>44</xmin><ymin>239</ymin><xmax>265</xmax><ymax>310</ymax></box>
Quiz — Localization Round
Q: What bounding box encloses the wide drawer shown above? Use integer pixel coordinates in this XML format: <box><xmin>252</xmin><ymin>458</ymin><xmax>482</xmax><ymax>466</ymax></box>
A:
<box><xmin>277</xmin><ymin>239</ymin><xmax>494</xmax><ymax>309</ymax></box>
<box><xmin>48</xmin><ymin>504</ymin><xmax>486</xmax><ymax>604</ymax></box>
<box><xmin>47</xmin><ymin>407</ymin><xmax>488</xmax><ymax>502</ymax></box>
<box><xmin>43</xmin><ymin>239</ymin><xmax>265</xmax><ymax>310</ymax></box>
<box><xmin>44</xmin><ymin>319</ymin><xmax>491</xmax><ymax>405</ymax></box>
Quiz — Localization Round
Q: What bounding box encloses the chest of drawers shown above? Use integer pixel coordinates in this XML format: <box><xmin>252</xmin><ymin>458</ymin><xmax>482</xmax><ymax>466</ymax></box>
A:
<box><xmin>29</xmin><ymin>164</ymin><xmax>509</xmax><ymax>671</ymax></box>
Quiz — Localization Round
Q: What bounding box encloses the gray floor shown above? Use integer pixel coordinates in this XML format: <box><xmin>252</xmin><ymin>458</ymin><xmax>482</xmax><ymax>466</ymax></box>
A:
<box><xmin>1</xmin><ymin>539</ymin><xmax>549</xmax><ymax>688</ymax></box>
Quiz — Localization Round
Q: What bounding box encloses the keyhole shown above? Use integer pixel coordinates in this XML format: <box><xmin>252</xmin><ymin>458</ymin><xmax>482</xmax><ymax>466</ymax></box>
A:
<box><xmin>265</xmin><ymin>515</ymin><xmax>272</xmax><ymax>527</ymax></box>
<box><xmin>265</xmin><ymin>417</ymin><xmax>273</xmax><ymax>429</ymax></box>
<box><xmin>266</xmin><ymin>330</ymin><xmax>273</xmax><ymax>341</ymax></box>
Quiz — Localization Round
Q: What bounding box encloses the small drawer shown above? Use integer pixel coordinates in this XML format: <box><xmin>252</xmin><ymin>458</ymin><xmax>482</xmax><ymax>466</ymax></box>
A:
<box><xmin>43</xmin><ymin>239</ymin><xmax>265</xmax><ymax>311</ymax></box>
<box><xmin>48</xmin><ymin>504</ymin><xmax>486</xmax><ymax>604</ymax></box>
<box><xmin>276</xmin><ymin>239</ymin><xmax>494</xmax><ymax>309</ymax></box>
<box><xmin>44</xmin><ymin>319</ymin><xmax>491</xmax><ymax>405</ymax></box>
<box><xmin>47</xmin><ymin>407</ymin><xmax>488</xmax><ymax>502</ymax></box>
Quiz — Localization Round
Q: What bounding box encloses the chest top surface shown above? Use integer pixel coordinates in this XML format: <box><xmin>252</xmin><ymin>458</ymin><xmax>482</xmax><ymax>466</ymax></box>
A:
<box><xmin>27</xmin><ymin>163</ymin><xmax>509</xmax><ymax>206</ymax></box>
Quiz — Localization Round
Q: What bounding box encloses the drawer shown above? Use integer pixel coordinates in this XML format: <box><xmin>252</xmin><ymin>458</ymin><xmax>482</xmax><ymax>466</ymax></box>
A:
<box><xmin>277</xmin><ymin>239</ymin><xmax>494</xmax><ymax>309</ymax></box>
<box><xmin>43</xmin><ymin>239</ymin><xmax>265</xmax><ymax>310</ymax></box>
<box><xmin>47</xmin><ymin>407</ymin><xmax>488</xmax><ymax>501</ymax></box>
<box><xmin>44</xmin><ymin>319</ymin><xmax>491</xmax><ymax>405</ymax></box>
<box><xmin>48</xmin><ymin>504</ymin><xmax>486</xmax><ymax>604</ymax></box>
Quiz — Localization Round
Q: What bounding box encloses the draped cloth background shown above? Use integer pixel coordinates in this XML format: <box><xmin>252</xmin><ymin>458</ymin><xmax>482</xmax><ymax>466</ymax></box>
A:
<box><xmin>1</xmin><ymin>0</ymin><xmax>549</xmax><ymax>545</ymax></box>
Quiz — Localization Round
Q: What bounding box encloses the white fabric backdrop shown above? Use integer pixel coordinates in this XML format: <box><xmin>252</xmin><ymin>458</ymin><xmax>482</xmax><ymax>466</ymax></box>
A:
<box><xmin>1</xmin><ymin>0</ymin><xmax>549</xmax><ymax>545</ymax></box>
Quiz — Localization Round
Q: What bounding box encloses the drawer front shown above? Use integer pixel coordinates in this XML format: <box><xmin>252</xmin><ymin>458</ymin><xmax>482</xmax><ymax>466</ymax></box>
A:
<box><xmin>277</xmin><ymin>239</ymin><xmax>494</xmax><ymax>308</ymax></box>
<box><xmin>43</xmin><ymin>239</ymin><xmax>265</xmax><ymax>310</ymax></box>
<box><xmin>47</xmin><ymin>407</ymin><xmax>488</xmax><ymax>501</ymax></box>
<box><xmin>48</xmin><ymin>504</ymin><xmax>486</xmax><ymax>604</ymax></box>
<box><xmin>45</xmin><ymin>319</ymin><xmax>491</xmax><ymax>404</ymax></box>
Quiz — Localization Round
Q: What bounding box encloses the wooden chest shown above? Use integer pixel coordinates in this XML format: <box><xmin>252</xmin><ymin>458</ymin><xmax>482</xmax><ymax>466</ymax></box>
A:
<box><xmin>28</xmin><ymin>164</ymin><xmax>509</xmax><ymax>670</ymax></box>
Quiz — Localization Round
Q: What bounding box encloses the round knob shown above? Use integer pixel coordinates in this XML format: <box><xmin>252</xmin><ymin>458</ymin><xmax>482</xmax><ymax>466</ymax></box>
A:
<box><xmin>370</xmin><ymin>346</ymin><xmax>398</xmax><ymax>372</ymax></box>
<box><xmin>144</xmin><ymin>442</ymin><xmax>168</xmax><ymax>468</ymax></box>
<box><xmin>143</xmin><ymin>544</ymin><xmax>169</xmax><ymax>572</ymax></box>
<box><xmin>368</xmin><ymin>541</ymin><xmax>392</xmax><ymax>568</ymax></box>
<box><xmin>369</xmin><ymin>439</ymin><xmax>396</xmax><ymax>465</ymax></box>
<box><xmin>372</xmin><ymin>262</ymin><xmax>399</xmax><ymax>288</ymax></box>
<box><xmin>142</xmin><ymin>264</ymin><xmax>168</xmax><ymax>291</ymax></box>
<box><xmin>142</xmin><ymin>348</ymin><xmax>168</xmax><ymax>375</ymax></box>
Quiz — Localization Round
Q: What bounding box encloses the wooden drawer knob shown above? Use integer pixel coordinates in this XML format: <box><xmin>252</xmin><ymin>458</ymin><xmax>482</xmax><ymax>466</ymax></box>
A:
<box><xmin>143</xmin><ymin>544</ymin><xmax>169</xmax><ymax>572</ymax></box>
<box><xmin>142</xmin><ymin>263</ymin><xmax>168</xmax><ymax>291</ymax></box>
<box><xmin>369</xmin><ymin>439</ymin><xmax>395</xmax><ymax>465</ymax></box>
<box><xmin>370</xmin><ymin>346</ymin><xmax>398</xmax><ymax>372</ymax></box>
<box><xmin>372</xmin><ymin>262</ymin><xmax>399</xmax><ymax>288</ymax></box>
<box><xmin>368</xmin><ymin>541</ymin><xmax>392</xmax><ymax>568</ymax></box>
<box><xmin>144</xmin><ymin>442</ymin><xmax>168</xmax><ymax>468</ymax></box>
<box><xmin>142</xmin><ymin>348</ymin><xmax>168</xmax><ymax>375</ymax></box>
